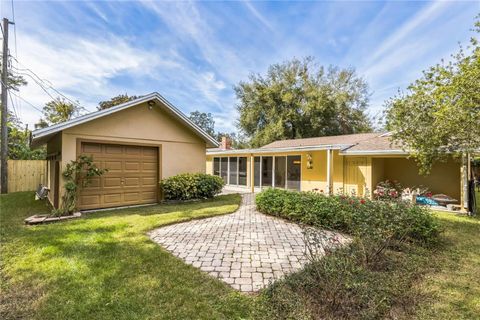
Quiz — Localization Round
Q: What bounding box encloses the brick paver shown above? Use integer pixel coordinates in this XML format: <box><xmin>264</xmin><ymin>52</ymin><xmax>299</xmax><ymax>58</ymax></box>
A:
<box><xmin>149</xmin><ymin>193</ymin><xmax>345</xmax><ymax>292</ymax></box>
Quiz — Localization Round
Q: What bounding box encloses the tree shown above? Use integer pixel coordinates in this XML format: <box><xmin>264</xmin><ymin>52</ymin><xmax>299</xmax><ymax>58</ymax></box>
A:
<box><xmin>214</xmin><ymin>131</ymin><xmax>249</xmax><ymax>149</ymax></box>
<box><xmin>0</xmin><ymin>63</ymin><xmax>44</xmax><ymax>159</ymax></box>
<box><xmin>98</xmin><ymin>94</ymin><xmax>138</xmax><ymax>110</ymax></box>
<box><xmin>235</xmin><ymin>57</ymin><xmax>372</xmax><ymax>147</ymax></box>
<box><xmin>189</xmin><ymin>111</ymin><xmax>215</xmax><ymax>136</ymax></box>
<box><xmin>385</xmin><ymin>19</ymin><xmax>480</xmax><ymax>174</ymax></box>
<box><xmin>38</xmin><ymin>97</ymin><xmax>80</xmax><ymax>126</ymax></box>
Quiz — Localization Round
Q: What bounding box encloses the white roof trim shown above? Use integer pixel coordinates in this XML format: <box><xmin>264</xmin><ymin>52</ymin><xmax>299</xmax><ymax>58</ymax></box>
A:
<box><xmin>207</xmin><ymin>144</ymin><xmax>353</xmax><ymax>155</ymax></box>
<box><xmin>31</xmin><ymin>92</ymin><xmax>219</xmax><ymax>147</ymax></box>
<box><xmin>339</xmin><ymin>149</ymin><xmax>408</xmax><ymax>156</ymax></box>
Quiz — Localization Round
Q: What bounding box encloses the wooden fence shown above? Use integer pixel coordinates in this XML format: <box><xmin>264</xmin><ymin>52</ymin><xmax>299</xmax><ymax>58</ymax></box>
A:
<box><xmin>6</xmin><ymin>160</ymin><xmax>47</xmax><ymax>193</ymax></box>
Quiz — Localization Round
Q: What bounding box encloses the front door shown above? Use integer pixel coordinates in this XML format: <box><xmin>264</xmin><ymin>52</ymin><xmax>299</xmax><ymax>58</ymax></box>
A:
<box><xmin>344</xmin><ymin>158</ymin><xmax>367</xmax><ymax>196</ymax></box>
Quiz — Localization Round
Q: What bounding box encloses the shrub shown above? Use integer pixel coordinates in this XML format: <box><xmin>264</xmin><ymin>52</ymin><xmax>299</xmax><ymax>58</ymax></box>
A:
<box><xmin>256</xmin><ymin>189</ymin><xmax>439</xmax><ymax>320</ymax></box>
<box><xmin>255</xmin><ymin>188</ymin><xmax>439</xmax><ymax>244</ymax></box>
<box><xmin>160</xmin><ymin>173</ymin><xmax>224</xmax><ymax>200</ymax></box>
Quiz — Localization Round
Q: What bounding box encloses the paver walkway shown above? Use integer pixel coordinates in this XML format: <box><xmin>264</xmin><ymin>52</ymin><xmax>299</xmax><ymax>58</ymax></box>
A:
<box><xmin>149</xmin><ymin>193</ymin><xmax>344</xmax><ymax>292</ymax></box>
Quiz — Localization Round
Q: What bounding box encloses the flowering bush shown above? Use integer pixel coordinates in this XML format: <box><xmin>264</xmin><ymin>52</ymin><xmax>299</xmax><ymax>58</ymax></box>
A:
<box><xmin>373</xmin><ymin>180</ymin><xmax>402</xmax><ymax>200</ymax></box>
<box><xmin>255</xmin><ymin>188</ymin><xmax>439</xmax><ymax>244</ymax></box>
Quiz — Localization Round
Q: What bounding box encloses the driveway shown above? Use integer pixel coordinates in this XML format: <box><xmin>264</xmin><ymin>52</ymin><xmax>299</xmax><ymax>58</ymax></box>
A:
<box><xmin>149</xmin><ymin>193</ymin><xmax>343</xmax><ymax>292</ymax></box>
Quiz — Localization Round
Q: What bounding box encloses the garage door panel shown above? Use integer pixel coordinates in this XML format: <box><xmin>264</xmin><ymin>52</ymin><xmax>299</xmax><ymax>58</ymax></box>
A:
<box><xmin>82</xmin><ymin>143</ymin><xmax>102</xmax><ymax>154</ymax></box>
<box><xmin>142</xmin><ymin>162</ymin><xmax>157</xmax><ymax>171</ymax></box>
<box><xmin>142</xmin><ymin>191</ymin><xmax>157</xmax><ymax>201</ymax></box>
<box><xmin>124</xmin><ymin>177</ymin><xmax>140</xmax><ymax>186</ymax></box>
<box><xmin>105</xmin><ymin>161</ymin><xmax>122</xmax><ymax>171</ymax></box>
<box><xmin>105</xmin><ymin>145</ymin><xmax>123</xmax><ymax>154</ymax></box>
<box><xmin>124</xmin><ymin>192</ymin><xmax>141</xmax><ymax>202</ymax></box>
<box><xmin>103</xmin><ymin>193</ymin><xmax>121</xmax><ymax>203</ymax></box>
<box><xmin>104</xmin><ymin>177</ymin><xmax>122</xmax><ymax>188</ymax></box>
<box><xmin>125</xmin><ymin>161</ymin><xmax>140</xmax><ymax>171</ymax></box>
<box><xmin>125</xmin><ymin>146</ymin><xmax>142</xmax><ymax>155</ymax></box>
<box><xmin>142</xmin><ymin>177</ymin><xmax>156</xmax><ymax>186</ymax></box>
<box><xmin>143</xmin><ymin>148</ymin><xmax>157</xmax><ymax>157</ymax></box>
<box><xmin>78</xmin><ymin>142</ymin><xmax>159</xmax><ymax>210</ymax></box>
<box><xmin>79</xmin><ymin>194</ymin><xmax>101</xmax><ymax>206</ymax></box>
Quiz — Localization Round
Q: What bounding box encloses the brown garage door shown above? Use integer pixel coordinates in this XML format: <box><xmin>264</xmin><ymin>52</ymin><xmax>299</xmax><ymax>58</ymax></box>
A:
<box><xmin>78</xmin><ymin>142</ymin><xmax>159</xmax><ymax>210</ymax></box>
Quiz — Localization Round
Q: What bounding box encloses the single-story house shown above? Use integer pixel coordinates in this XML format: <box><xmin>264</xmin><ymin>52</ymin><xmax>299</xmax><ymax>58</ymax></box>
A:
<box><xmin>206</xmin><ymin>133</ymin><xmax>471</xmax><ymax>211</ymax></box>
<box><xmin>31</xmin><ymin>92</ymin><xmax>218</xmax><ymax>210</ymax></box>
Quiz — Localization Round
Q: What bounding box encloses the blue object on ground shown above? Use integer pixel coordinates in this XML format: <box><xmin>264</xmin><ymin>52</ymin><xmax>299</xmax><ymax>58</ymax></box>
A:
<box><xmin>416</xmin><ymin>196</ymin><xmax>439</xmax><ymax>206</ymax></box>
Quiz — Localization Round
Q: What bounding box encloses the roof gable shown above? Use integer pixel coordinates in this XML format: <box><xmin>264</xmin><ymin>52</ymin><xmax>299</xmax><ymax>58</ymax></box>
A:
<box><xmin>31</xmin><ymin>92</ymin><xmax>219</xmax><ymax>148</ymax></box>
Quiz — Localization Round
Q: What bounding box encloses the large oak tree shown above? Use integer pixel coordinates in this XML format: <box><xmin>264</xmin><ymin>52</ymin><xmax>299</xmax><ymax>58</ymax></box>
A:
<box><xmin>235</xmin><ymin>57</ymin><xmax>372</xmax><ymax>147</ymax></box>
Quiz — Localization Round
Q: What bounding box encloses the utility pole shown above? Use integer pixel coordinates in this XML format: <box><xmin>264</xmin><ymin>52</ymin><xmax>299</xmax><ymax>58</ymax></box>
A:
<box><xmin>1</xmin><ymin>18</ymin><xmax>9</xmax><ymax>193</ymax></box>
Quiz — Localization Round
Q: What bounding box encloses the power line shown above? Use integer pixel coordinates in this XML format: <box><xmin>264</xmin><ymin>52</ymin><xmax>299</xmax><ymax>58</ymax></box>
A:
<box><xmin>10</xmin><ymin>90</ymin><xmax>43</xmax><ymax>114</ymax></box>
<box><xmin>10</xmin><ymin>58</ymin><xmax>89</xmax><ymax>113</ymax></box>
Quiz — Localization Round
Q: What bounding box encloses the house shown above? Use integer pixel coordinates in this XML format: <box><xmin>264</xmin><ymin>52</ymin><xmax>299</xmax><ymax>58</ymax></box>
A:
<box><xmin>206</xmin><ymin>133</ymin><xmax>470</xmax><ymax>210</ymax></box>
<box><xmin>31</xmin><ymin>93</ymin><xmax>218</xmax><ymax>210</ymax></box>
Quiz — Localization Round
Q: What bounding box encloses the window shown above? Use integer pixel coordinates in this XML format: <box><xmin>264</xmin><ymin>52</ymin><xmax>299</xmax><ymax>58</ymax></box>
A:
<box><xmin>213</xmin><ymin>156</ymin><xmax>248</xmax><ymax>187</ymax></box>
<box><xmin>254</xmin><ymin>157</ymin><xmax>261</xmax><ymax>187</ymax></box>
<box><xmin>229</xmin><ymin>157</ymin><xmax>238</xmax><ymax>185</ymax></box>
<box><xmin>238</xmin><ymin>157</ymin><xmax>247</xmax><ymax>186</ymax></box>
<box><xmin>262</xmin><ymin>157</ymin><xmax>273</xmax><ymax>187</ymax></box>
<box><xmin>220</xmin><ymin>157</ymin><xmax>228</xmax><ymax>183</ymax></box>
<box><xmin>274</xmin><ymin>156</ymin><xmax>286</xmax><ymax>188</ymax></box>
<box><xmin>213</xmin><ymin>158</ymin><xmax>220</xmax><ymax>176</ymax></box>
<box><xmin>287</xmin><ymin>155</ymin><xmax>301</xmax><ymax>190</ymax></box>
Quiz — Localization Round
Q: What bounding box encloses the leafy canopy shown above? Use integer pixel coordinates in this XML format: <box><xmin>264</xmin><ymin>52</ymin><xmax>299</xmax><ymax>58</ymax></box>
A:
<box><xmin>385</xmin><ymin>18</ymin><xmax>480</xmax><ymax>173</ymax></box>
<box><xmin>188</xmin><ymin>111</ymin><xmax>215</xmax><ymax>136</ymax></box>
<box><xmin>98</xmin><ymin>94</ymin><xmax>138</xmax><ymax>110</ymax></box>
<box><xmin>235</xmin><ymin>57</ymin><xmax>372</xmax><ymax>147</ymax></box>
<box><xmin>37</xmin><ymin>97</ymin><xmax>80</xmax><ymax>127</ymax></box>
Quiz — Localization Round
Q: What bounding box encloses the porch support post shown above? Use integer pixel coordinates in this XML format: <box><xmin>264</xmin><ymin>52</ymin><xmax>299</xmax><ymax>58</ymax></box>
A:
<box><xmin>327</xmin><ymin>149</ymin><xmax>332</xmax><ymax>195</ymax></box>
<box><xmin>250</xmin><ymin>155</ymin><xmax>254</xmax><ymax>193</ymax></box>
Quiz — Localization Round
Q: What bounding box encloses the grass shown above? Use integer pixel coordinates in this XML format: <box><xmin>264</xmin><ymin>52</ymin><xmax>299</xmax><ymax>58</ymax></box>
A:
<box><xmin>413</xmin><ymin>211</ymin><xmax>480</xmax><ymax>319</ymax></box>
<box><xmin>0</xmin><ymin>192</ymin><xmax>259</xmax><ymax>320</ymax></box>
<box><xmin>1</xmin><ymin>192</ymin><xmax>479</xmax><ymax>320</ymax></box>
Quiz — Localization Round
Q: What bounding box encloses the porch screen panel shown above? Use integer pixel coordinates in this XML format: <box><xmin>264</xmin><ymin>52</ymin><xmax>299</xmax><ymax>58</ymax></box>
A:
<box><xmin>274</xmin><ymin>156</ymin><xmax>286</xmax><ymax>188</ymax></box>
<box><xmin>287</xmin><ymin>155</ymin><xmax>301</xmax><ymax>190</ymax></box>
<box><xmin>261</xmin><ymin>157</ymin><xmax>273</xmax><ymax>187</ymax></box>
<box><xmin>238</xmin><ymin>157</ymin><xmax>247</xmax><ymax>186</ymax></box>
<box><xmin>254</xmin><ymin>157</ymin><xmax>261</xmax><ymax>187</ymax></box>
<box><xmin>229</xmin><ymin>157</ymin><xmax>238</xmax><ymax>185</ymax></box>
<box><xmin>213</xmin><ymin>158</ymin><xmax>220</xmax><ymax>176</ymax></box>
<box><xmin>220</xmin><ymin>157</ymin><xmax>228</xmax><ymax>183</ymax></box>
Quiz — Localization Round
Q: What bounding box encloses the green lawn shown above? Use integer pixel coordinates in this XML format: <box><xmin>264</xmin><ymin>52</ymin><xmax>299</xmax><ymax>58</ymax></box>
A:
<box><xmin>0</xmin><ymin>192</ymin><xmax>259</xmax><ymax>320</ymax></box>
<box><xmin>1</xmin><ymin>192</ymin><xmax>479</xmax><ymax>320</ymax></box>
<box><xmin>413</xmin><ymin>211</ymin><xmax>480</xmax><ymax>319</ymax></box>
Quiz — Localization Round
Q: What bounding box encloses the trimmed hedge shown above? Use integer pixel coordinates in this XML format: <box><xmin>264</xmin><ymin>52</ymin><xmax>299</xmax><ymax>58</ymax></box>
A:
<box><xmin>160</xmin><ymin>173</ymin><xmax>224</xmax><ymax>200</ymax></box>
<box><xmin>255</xmin><ymin>188</ymin><xmax>439</xmax><ymax>243</ymax></box>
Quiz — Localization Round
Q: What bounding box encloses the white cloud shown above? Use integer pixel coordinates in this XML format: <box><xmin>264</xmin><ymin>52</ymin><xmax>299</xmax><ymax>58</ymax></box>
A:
<box><xmin>243</xmin><ymin>1</ymin><xmax>274</xmax><ymax>32</ymax></box>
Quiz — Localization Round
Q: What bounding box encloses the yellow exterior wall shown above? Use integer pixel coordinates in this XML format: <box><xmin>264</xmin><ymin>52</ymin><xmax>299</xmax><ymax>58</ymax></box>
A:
<box><xmin>371</xmin><ymin>158</ymin><xmax>385</xmax><ymax>192</ymax></box>
<box><xmin>208</xmin><ymin>152</ymin><xmax>462</xmax><ymax>203</ymax></box>
<box><xmin>383</xmin><ymin>157</ymin><xmax>461</xmax><ymax>200</ymax></box>
<box><xmin>208</xmin><ymin>150</ymin><xmax>334</xmax><ymax>192</ymax></box>
<box><xmin>49</xmin><ymin>102</ymin><xmax>208</xmax><ymax>208</ymax></box>
<box><xmin>343</xmin><ymin>156</ymin><xmax>371</xmax><ymax>197</ymax></box>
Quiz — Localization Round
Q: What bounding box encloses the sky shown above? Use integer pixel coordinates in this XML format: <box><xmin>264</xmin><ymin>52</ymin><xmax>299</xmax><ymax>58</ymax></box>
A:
<box><xmin>2</xmin><ymin>0</ymin><xmax>479</xmax><ymax>133</ymax></box>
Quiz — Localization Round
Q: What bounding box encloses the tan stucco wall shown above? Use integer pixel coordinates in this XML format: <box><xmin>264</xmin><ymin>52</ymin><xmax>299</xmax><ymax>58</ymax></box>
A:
<box><xmin>46</xmin><ymin>133</ymin><xmax>62</xmax><ymax>206</ymax></box>
<box><xmin>48</xmin><ymin>102</ymin><xmax>207</xmax><ymax>208</ymax></box>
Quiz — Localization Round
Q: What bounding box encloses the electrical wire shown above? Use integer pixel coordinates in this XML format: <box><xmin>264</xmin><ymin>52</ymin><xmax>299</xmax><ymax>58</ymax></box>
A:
<box><xmin>10</xmin><ymin>90</ymin><xmax>43</xmax><ymax>114</ymax></box>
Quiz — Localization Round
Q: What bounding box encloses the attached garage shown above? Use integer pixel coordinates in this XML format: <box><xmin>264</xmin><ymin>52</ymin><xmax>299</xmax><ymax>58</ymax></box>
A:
<box><xmin>31</xmin><ymin>92</ymin><xmax>218</xmax><ymax>210</ymax></box>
